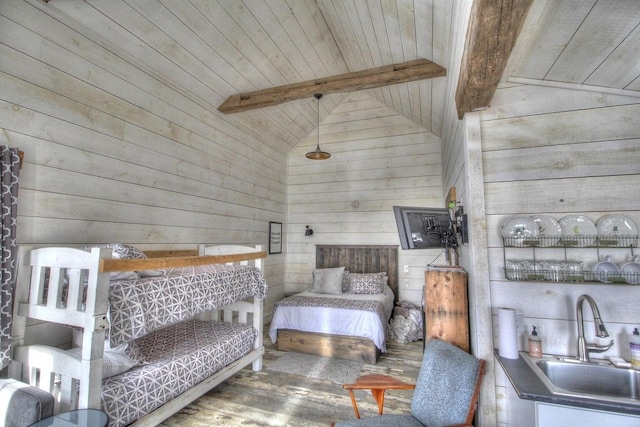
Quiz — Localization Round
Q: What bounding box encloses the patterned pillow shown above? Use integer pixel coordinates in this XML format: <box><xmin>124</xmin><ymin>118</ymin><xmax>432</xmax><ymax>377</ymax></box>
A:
<box><xmin>66</xmin><ymin>345</ymin><xmax>137</xmax><ymax>379</ymax></box>
<box><xmin>85</xmin><ymin>243</ymin><xmax>147</xmax><ymax>260</ymax></box>
<box><xmin>112</xmin><ymin>243</ymin><xmax>147</xmax><ymax>259</ymax></box>
<box><xmin>342</xmin><ymin>270</ymin><xmax>351</xmax><ymax>292</ymax></box>
<box><xmin>310</xmin><ymin>267</ymin><xmax>345</xmax><ymax>295</ymax></box>
<box><xmin>85</xmin><ymin>244</ymin><xmax>147</xmax><ymax>281</ymax></box>
<box><xmin>108</xmin><ymin>245</ymin><xmax>167</xmax><ymax>277</ymax></box>
<box><xmin>347</xmin><ymin>272</ymin><xmax>387</xmax><ymax>294</ymax></box>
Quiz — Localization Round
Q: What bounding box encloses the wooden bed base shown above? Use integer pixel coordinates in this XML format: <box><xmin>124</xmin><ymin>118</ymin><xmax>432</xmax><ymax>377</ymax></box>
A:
<box><xmin>276</xmin><ymin>245</ymin><xmax>398</xmax><ymax>364</ymax></box>
<box><xmin>276</xmin><ymin>329</ymin><xmax>380</xmax><ymax>364</ymax></box>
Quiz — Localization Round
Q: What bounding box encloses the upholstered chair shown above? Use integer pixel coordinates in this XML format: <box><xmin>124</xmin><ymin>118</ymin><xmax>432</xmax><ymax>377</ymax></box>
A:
<box><xmin>0</xmin><ymin>378</ymin><xmax>54</xmax><ymax>427</ymax></box>
<box><xmin>333</xmin><ymin>338</ymin><xmax>485</xmax><ymax>427</ymax></box>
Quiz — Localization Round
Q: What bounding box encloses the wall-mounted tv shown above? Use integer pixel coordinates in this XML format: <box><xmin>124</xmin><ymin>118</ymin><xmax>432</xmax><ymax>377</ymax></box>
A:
<box><xmin>393</xmin><ymin>206</ymin><xmax>453</xmax><ymax>250</ymax></box>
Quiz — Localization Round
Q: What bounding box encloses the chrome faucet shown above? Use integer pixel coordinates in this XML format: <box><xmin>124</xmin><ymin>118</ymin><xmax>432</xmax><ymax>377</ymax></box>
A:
<box><xmin>576</xmin><ymin>294</ymin><xmax>614</xmax><ymax>362</ymax></box>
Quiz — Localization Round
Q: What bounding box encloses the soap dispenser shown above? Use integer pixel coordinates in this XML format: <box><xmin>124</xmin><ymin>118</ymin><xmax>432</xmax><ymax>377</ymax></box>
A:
<box><xmin>631</xmin><ymin>328</ymin><xmax>640</xmax><ymax>370</ymax></box>
<box><xmin>528</xmin><ymin>325</ymin><xmax>543</xmax><ymax>358</ymax></box>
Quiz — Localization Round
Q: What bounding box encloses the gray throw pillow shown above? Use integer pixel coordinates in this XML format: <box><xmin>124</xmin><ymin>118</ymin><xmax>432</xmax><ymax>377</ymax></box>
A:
<box><xmin>311</xmin><ymin>266</ymin><xmax>345</xmax><ymax>295</ymax></box>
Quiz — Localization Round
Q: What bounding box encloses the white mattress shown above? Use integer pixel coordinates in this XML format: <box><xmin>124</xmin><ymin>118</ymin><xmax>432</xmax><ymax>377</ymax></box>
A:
<box><xmin>269</xmin><ymin>285</ymin><xmax>395</xmax><ymax>351</ymax></box>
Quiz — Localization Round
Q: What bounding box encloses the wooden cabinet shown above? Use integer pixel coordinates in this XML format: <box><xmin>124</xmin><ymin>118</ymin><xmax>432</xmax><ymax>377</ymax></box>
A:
<box><xmin>536</xmin><ymin>402</ymin><xmax>640</xmax><ymax>427</ymax></box>
<box><xmin>424</xmin><ymin>267</ymin><xmax>469</xmax><ymax>352</ymax></box>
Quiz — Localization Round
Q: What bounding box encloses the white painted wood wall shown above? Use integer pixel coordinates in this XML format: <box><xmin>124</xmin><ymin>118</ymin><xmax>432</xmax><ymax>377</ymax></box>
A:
<box><xmin>286</xmin><ymin>92</ymin><xmax>447</xmax><ymax>304</ymax></box>
<box><xmin>0</xmin><ymin>1</ymin><xmax>287</xmax><ymax>317</ymax></box>
<box><xmin>0</xmin><ymin>1</ymin><xmax>450</xmax><ymax>323</ymax></box>
<box><xmin>441</xmin><ymin>83</ymin><xmax>640</xmax><ymax>427</ymax></box>
<box><xmin>437</xmin><ymin>2</ymin><xmax>498</xmax><ymax>425</ymax></box>
<box><xmin>3</xmin><ymin>2</ymin><xmax>639</xmax><ymax>427</ymax></box>
<box><xmin>480</xmin><ymin>84</ymin><xmax>640</xmax><ymax>427</ymax></box>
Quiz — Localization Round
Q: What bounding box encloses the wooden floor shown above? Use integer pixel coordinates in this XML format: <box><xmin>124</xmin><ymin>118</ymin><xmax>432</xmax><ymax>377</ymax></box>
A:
<box><xmin>159</xmin><ymin>330</ymin><xmax>424</xmax><ymax>427</ymax></box>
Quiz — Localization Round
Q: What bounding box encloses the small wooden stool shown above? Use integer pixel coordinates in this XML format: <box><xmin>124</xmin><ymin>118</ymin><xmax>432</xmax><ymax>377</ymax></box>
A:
<box><xmin>342</xmin><ymin>374</ymin><xmax>415</xmax><ymax>418</ymax></box>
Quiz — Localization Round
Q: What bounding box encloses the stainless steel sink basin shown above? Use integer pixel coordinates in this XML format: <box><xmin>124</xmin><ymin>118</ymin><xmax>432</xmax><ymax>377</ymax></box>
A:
<box><xmin>522</xmin><ymin>353</ymin><xmax>640</xmax><ymax>405</ymax></box>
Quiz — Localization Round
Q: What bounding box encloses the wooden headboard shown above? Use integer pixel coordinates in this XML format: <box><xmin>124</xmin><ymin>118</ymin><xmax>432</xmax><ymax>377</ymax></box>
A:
<box><xmin>315</xmin><ymin>245</ymin><xmax>399</xmax><ymax>304</ymax></box>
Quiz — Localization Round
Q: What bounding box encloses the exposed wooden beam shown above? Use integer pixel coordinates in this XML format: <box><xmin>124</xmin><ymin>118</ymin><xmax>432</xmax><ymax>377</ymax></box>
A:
<box><xmin>218</xmin><ymin>59</ymin><xmax>446</xmax><ymax>114</ymax></box>
<box><xmin>455</xmin><ymin>0</ymin><xmax>533</xmax><ymax>119</ymax></box>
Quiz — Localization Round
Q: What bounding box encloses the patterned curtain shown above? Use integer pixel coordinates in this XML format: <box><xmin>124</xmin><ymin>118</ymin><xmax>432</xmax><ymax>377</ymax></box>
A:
<box><xmin>0</xmin><ymin>146</ymin><xmax>20</xmax><ymax>371</ymax></box>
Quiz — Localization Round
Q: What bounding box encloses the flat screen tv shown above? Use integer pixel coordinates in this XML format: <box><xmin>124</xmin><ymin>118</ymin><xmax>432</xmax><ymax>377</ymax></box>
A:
<box><xmin>393</xmin><ymin>206</ymin><xmax>453</xmax><ymax>250</ymax></box>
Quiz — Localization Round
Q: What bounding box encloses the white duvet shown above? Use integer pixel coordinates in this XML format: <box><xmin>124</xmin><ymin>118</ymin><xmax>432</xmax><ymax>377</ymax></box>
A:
<box><xmin>269</xmin><ymin>285</ymin><xmax>395</xmax><ymax>351</ymax></box>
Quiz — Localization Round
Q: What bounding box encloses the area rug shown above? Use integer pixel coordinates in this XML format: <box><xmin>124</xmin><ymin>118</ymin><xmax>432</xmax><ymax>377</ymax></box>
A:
<box><xmin>267</xmin><ymin>352</ymin><xmax>363</xmax><ymax>384</ymax></box>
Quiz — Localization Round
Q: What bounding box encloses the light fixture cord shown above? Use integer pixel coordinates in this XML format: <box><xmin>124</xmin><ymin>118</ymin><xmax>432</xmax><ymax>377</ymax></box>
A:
<box><xmin>316</xmin><ymin>93</ymin><xmax>321</xmax><ymax>150</ymax></box>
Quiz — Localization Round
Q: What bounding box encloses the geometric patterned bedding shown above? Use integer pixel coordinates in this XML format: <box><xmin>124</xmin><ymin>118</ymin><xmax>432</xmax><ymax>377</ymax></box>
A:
<box><xmin>274</xmin><ymin>295</ymin><xmax>389</xmax><ymax>320</ymax></box>
<box><xmin>101</xmin><ymin>319</ymin><xmax>258</xmax><ymax>427</ymax></box>
<box><xmin>272</xmin><ymin>295</ymin><xmax>390</xmax><ymax>351</ymax></box>
<box><xmin>108</xmin><ymin>264</ymin><xmax>267</xmax><ymax>347</ymax></box>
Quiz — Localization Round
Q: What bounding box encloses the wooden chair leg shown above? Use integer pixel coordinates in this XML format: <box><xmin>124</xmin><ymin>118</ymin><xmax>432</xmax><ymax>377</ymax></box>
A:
<box><xmin>347</xmin><ymin>390</ymin><xmax>361</xmax><ymax>418</ymax></box>
<box><xmin>371</xmin><ymin>388</ymin><xmax>386</xmax><ymax>415</ymax></box>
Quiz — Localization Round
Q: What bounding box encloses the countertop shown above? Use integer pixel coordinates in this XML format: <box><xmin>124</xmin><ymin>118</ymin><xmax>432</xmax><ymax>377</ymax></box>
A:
<box><xmin>495</xmin><ymin>350</ymin><xmax>640</xmax><ymax>416</ymax></box>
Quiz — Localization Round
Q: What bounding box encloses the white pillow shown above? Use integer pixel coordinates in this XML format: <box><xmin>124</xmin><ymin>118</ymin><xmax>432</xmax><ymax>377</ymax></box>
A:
<box><xmin>109</xmin><ymin>271</ymin><xmax>140</xmax><ymax>281</ymax></box>
<box><xmin>310</xmin><ymin>266</ymin><xmax>345</xmax><ymax>295</ymax></box>
<box><xmin>66</xmin><ymin>345</ymin><xmax>137</xmax><ymax>379</ymax></box>
<box><xmin>138</xmin><ymin>269</ymin><xmax>165</xmax><ymax>278</ymax></box>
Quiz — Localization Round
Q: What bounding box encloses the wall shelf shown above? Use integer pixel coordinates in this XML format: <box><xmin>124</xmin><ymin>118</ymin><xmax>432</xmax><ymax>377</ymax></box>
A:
<box><xmin>502</xmin><ymin>235</ymin><xmax>638</xmax><ymax>284</ymax></box>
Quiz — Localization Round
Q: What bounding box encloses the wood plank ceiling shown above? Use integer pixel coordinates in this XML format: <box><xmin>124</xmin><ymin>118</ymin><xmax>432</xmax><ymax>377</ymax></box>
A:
<box><xmin>44</xmin><ymin>0</ymin><xmax>640</xmax><ymax>155</ymax></box>
<box><xmin>506</xmin><ymin>0</ymin><xmax>640</xmax><ymax>94</ymax></box>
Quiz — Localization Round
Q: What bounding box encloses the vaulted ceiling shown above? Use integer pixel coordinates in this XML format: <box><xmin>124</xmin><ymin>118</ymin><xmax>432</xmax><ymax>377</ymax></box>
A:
<box><xmin>46</xmin><ymin>0</ymin><xmax>640</xmax><ymax>155</ymax></box>
<box><xmin>506</xmin><ymin>0</ymin><xmax>640</xmax><ymax>94</ymax></box>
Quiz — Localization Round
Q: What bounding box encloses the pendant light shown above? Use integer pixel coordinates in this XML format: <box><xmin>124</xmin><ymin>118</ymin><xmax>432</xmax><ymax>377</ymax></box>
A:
<box><xmin>305</xmin><ymin>93</ymin><xmax>331</xmax><ymax>160</ymax></box>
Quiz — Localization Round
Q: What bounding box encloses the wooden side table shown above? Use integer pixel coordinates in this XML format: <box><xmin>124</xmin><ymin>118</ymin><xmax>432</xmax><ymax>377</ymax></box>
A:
<box><xmin>341</xmin><ymin>374</ymin><xmax>415</xmax><ymax>418</ymax></box>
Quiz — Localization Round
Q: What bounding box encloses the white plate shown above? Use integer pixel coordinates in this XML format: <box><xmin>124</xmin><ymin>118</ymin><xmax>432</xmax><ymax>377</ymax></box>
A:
<box><xmin>558</xmin><ymin>215</ymin><xmax>597</xmax><ymax>247</ymax></box>
<box><xmin>530</xmin><ymin>215</ymin><xmax>561</xmax><ymax>247</ymax></box>
<box><xmin>596</xmin><ymin>214</ymin><xmax>638</xmax><ymax>247</ymax></box>
<box><xmin>502</xmin><ymin>216</ymin><xmax>539</xmax><ymax>246</ymax></box>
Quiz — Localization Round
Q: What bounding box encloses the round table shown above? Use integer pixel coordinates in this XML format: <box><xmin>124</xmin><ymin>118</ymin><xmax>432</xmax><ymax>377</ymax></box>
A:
<box><xmin>29</xmin><ymin>408</ymin><xmax>108</xmax><ymax>427</ymax></box>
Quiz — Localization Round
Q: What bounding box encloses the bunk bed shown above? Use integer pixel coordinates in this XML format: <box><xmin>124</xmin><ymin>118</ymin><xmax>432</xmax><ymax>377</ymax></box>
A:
<box><xmin>11</xmin><ymin>244</ymin><xmax>267</xmax><ymax>427</ymax></box>
<box><xmin>270</xmin><ymin>245</ymin><xmax>398</xmax><ymax>364</ymax></box>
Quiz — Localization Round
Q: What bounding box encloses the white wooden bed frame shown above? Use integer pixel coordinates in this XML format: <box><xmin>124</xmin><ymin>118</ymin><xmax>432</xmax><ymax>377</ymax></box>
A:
<box><xmin>11</xmin><ymin>244</ymin><xmax>266</xmax><ymax>426</ymax></box>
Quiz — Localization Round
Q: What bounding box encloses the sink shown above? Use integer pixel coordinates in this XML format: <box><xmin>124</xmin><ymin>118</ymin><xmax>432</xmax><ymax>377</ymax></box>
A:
<box><xmin>522</xmin><ymin>353</ymin><xmax>640</xmax><ymax>405</ymax></box>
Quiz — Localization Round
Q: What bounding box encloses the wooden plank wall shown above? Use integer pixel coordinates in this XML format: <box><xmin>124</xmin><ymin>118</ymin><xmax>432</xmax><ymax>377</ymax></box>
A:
<box><xmin>315</xmin><ymin>245</ymin><xmax>399</xmax><ymax>303</ymax></box>
<box><xmin>481</xmin><ymin>84</ymin><xmax>640</xmax><ymax>427</ymax></box>
<box><xmin>438</xmin><ymin>3</ymin><xmax>497</xmax><ymax>424</ymax></box>
<box><xmin>483</xmin><ymin>85</ymin><xmax>640</xmax><ymax>354</ymax></box>
<box><xmin>286</xmin><ymin>93</ymin><xmax>447</xmax><ymax>304</ymax></box>
<box><xmin>0</xmin><ymin>1</ymin><xmax>288</xmax><ymax>316</ymax></box>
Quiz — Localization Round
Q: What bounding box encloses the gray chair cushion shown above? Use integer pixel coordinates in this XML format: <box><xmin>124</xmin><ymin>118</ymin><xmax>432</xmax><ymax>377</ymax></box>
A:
<box><xmin>0</xmin><ymin>378</ymin><xmax>54</xmax><ymax>427</ymax></box>
<box><xmin>411</xmin><ymin>339</ymin><xmax>480</xmax><ymax>426</ymax></box>
<box><xmin>334</xmin><ymin>414</ymin><xmax>425</xmax><ymax>427</ymax></box>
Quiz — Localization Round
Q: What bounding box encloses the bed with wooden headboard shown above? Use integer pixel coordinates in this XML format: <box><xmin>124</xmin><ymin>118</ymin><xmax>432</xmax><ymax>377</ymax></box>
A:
<box><xmin>271</xmin><ymin>245</ymin><xmax>398</xmax><ymax>364</ymax></box>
